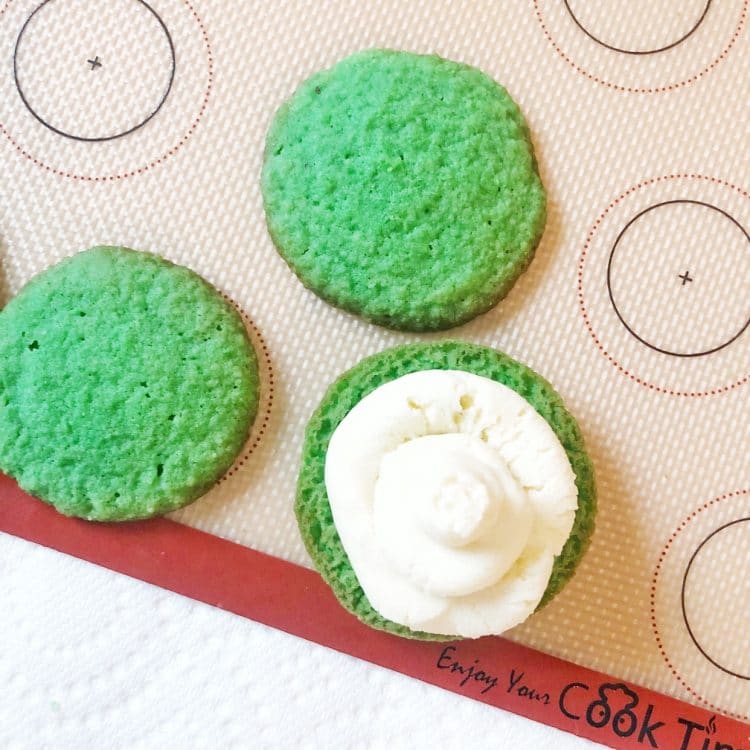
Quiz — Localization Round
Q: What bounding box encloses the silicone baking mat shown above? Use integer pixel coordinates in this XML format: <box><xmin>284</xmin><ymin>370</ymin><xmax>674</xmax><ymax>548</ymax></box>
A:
<box><xmin>0</xmin><ymin>0</ymin><xmax>748</xmax><ymax>747</ymax></box>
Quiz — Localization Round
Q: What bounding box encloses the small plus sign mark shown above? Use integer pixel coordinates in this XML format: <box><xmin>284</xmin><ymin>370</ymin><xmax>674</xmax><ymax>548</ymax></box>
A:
<box><xmin>678</xmin><ymin>270</ymin><xmax>694</xmax><ymax>286</ymax></box>
<box><xmin>87</xmin><ymin>56</ymin><xmax>102</xmax><ymax>70</ymax></box>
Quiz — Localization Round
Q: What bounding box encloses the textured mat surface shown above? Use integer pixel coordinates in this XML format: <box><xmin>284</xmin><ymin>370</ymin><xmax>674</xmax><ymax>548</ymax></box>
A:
<box><xmin>0</xmin><ymin>0</ymin><xmax>748</xmax><ymax>724</ymax></box>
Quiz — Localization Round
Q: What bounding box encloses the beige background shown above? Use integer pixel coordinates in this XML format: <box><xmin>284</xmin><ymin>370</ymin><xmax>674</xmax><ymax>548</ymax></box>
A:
<box><xmin>0</xmin><ymin>0</ymin><xmax>748</xmax><ymax>723</ymax></box>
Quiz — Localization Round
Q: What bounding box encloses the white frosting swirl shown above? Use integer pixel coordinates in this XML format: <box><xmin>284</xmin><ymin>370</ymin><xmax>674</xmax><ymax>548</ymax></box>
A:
<box><xmin>324</xmin><ymin>369</ymin><xmax>578</xmax><ymax>638</ymax></box>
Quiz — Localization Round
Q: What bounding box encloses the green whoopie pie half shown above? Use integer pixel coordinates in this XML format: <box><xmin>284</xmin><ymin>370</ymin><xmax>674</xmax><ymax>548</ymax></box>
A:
<box><xmin>296</xmin><ymin>341</ymin><xmax>596</xmax><ymax>640</ymax></box>
<box><xmin>0</xmin><ymin>246</ymin><xmax>259</xmax><ymax>521</ymax></box>
<box><xmin>263</xmin><ymin>49</ymin><xmax>546</xmax><ymax>332</ymax></box>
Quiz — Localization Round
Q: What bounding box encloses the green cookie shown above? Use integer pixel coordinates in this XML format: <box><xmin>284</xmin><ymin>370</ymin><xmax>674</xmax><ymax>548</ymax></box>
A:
<box><xmin>0</xmin><ymin>247</ymin><xmax>259</xmax><ymax>521</ymax></box>
<box><xmin>262</xmin><ymin>49</ymin><xmax>546</xmax><ymax>332</ymax></box>
<box><xmin>296</xmin><ymin>342</ymin><xmax>596</xmax><ymax>640</ymax></box>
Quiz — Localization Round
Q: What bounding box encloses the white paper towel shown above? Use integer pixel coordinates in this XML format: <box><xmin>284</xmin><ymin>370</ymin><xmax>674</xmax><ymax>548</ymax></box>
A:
<box><xmin>0</xmin><ymin>533</ymin><xmax>605</xmax><ymax>750</ymax></box>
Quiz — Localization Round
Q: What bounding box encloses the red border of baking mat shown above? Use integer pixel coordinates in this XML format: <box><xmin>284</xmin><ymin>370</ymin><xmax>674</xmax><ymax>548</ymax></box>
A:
<box><xmin>2</xmin><ymin>474</ymin><xmax>748</xmax><ymax>749</ymax></box>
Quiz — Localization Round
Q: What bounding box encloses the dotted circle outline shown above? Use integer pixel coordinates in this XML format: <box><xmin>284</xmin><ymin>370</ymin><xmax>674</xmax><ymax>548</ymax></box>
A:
<box><xmin>577</xmin><ymin>174</ymin><xmax>750</xmax><ymax>397</ymax></box>
<box><xmin>0</xmin><ymin>0</ymin><xmax>213</xmax><ymax>181</ymax></box>
<box><xmin>216</xmin><ymin>294</ymin><xmax>274</xmax><ymax>484</ymax></box>
<box><xmin>650</xmin><ymin>489</ymin><xmax>750</xmax><ymax>720</ymax></box>
<box><xmin>533</xmin><ymin>0</ymin><xmax>747</xmax><ymax>94</ymax></box>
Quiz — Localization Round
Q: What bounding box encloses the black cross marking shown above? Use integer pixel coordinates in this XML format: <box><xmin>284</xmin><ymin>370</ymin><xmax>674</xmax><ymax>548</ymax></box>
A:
<box><xmin>678</xmin><ymin>270</ymin><xmax>694</xmax><ymax>286</ymax></box>
<box><xmin>87</xmin><ymin>56</ymin><xmax>102</xmax><ymax>71</ymax></box>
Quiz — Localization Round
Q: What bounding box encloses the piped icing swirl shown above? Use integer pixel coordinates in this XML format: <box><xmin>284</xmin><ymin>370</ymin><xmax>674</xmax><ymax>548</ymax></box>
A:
<box><xmin>324</xmin><ymin>369</ymin><xmax>578</xmax><ymax>638</ymax></box>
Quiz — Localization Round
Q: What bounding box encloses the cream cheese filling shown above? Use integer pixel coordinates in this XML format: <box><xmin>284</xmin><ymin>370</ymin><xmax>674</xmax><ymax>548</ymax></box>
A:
<box><xmin>324</xmin><ymin>369</ymin><xmax>578</xmax><ymax>638</ymax></box>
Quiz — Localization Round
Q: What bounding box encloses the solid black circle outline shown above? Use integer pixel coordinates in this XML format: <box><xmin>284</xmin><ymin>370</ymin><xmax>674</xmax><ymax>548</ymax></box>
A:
<box><xmin>13</xmin><ymin>0</ymin><xmax>176</xmax><ymax>143</ymax></box>
<box><xmin>606</xmin><ymin>200</ymin><xmax>750</xmax><ymax>358</ymax></box>
<box><xmin>681</xmin><ymin>517</ymin><xmax>750</xmax><ymax>681</ymax></box>
<box><xmin>563</xmin><ymin>0</ymin><xmax>713</xmax><ymax>56</ymax></box>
